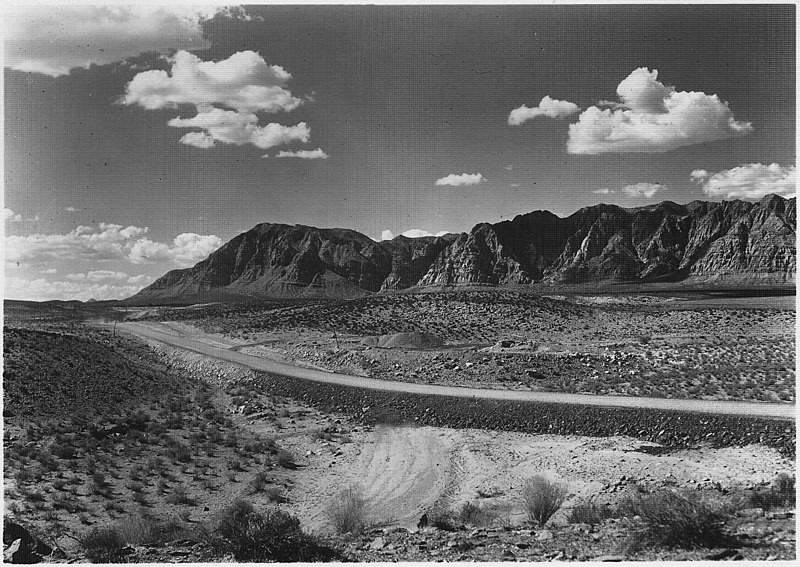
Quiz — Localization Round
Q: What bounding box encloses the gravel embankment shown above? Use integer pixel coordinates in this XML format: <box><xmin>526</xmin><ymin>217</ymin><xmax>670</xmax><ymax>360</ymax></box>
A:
<box><xmin>245</xmin><ymin>371</ymin><xmax>796</xmax><ymax>457</ymax></box>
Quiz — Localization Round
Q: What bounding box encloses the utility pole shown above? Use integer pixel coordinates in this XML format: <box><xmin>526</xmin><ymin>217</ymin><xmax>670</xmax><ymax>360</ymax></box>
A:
<box><xmin>333</xmin><ymin>329</ymin><xmax>340</xmax><ymax>350</ymax></box>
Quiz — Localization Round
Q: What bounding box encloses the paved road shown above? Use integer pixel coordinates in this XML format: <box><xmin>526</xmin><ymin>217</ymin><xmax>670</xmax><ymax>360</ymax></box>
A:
<box><xmin>107</xmin><ymin>321</ymin><xmax>796</xmax><ymax>421</ymax></box>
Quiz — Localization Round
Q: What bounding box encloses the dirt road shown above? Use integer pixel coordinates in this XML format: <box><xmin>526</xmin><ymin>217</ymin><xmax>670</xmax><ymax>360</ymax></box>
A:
<box><xmin>105</xmin><ymin>321</ymin><xmax>796</xmax><ymax>420</ymax></box>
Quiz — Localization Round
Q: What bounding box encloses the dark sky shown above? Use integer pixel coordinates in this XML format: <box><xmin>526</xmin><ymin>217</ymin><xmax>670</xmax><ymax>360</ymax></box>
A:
<box><xmin>4</xmin><ymin>4</ymin><xmax>795</xmax><ymax>300</ymax></box>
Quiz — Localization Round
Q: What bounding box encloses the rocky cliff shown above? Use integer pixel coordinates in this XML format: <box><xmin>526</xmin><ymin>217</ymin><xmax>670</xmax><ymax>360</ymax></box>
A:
<box><xmin>130</xmin><ymin>195</ymin><xmax>795</xmax><ymax>303</ymax></box>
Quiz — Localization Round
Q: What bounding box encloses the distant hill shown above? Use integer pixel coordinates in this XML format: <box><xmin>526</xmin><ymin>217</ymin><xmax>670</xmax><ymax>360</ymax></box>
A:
<box><xmin>128</xmin><ymin>195</ymin><xmax>796</xmax><ymax>303</ymax></box>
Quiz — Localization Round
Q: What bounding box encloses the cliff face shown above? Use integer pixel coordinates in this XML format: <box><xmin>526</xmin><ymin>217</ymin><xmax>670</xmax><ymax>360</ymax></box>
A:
<box><xmin>131</xmin><ymin>195</ymin><xmax>796</xmax><ymax>302</ymax></box>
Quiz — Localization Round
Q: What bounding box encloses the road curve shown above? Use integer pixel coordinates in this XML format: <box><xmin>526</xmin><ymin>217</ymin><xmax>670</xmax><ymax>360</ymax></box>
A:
<box><xmin>106</xmin><ymin>321</ymin><xmax>796</xmax><ymax>421</ymax></box>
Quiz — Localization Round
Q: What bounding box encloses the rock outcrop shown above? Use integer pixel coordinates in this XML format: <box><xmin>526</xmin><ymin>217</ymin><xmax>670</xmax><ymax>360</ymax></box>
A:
<box><xmin>129</xmin><ymin>195</ymin><xmax>795</xmax><ymax>303</ymax></box>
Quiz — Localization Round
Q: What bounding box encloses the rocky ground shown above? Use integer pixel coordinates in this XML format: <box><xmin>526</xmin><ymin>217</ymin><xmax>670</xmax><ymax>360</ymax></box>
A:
<box><xmin>136</xmin><ymin>290</ymin><xmax>796</xmax><ymax>404</ymax></box>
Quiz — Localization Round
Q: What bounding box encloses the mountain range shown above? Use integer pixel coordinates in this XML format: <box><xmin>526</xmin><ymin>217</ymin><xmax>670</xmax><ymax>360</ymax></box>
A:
<box><xmin>130</xmin><ymin>194</ymin><xmax>796</xmax><ymax>303</ymax></box>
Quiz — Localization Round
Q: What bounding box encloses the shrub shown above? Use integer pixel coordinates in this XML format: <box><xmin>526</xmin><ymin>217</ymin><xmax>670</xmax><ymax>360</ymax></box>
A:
<box><xmin>458</xmin><ymin>501</ymin><xmax>496</xmax><ymax>527</ymax></box>
<box><xmin>326</xmin><ymin>485</ymin><xmax>368</xmax><ymax>535</ymax></box>
<box><xmin>165</xmin><ymin>484</ymin><xmax>194</xmax><ymax>505</ymax></box>
<box><xmin>204</xmin><ymin>500</ymin><xmax>337</xmax><ymax>561</ymax></box>
<box><xmin>749</xmin><ymin>474</ymin><xmax>796</xmax><ymax>511</ymax></box>
<box><xmin>521</xmin><ymin>475</ymin><xmax>568</xmax><ymax>526</ymax></box>
<box><xmin>50</xmin><ymin>443</ymin><xmax>77</xmax><ymax>460</ymax></box>
<box><xmin>80</xmin><ymin>527</ymin><xmax>126</xmax><ymax>563</ymax></box>
<box><xmin>276</xmin><ymin>450</ymin><xmax>296</xmax><ymax>469</ymax></box>
<box><xmin>619</xmin><ymin>488</ymin><xmax>731</xmax><ymax>549</ymax></box>
<box><xmin>568</xmin><ymin>498</ymin><xmax>617</xmax><ymax>525</ymax></box>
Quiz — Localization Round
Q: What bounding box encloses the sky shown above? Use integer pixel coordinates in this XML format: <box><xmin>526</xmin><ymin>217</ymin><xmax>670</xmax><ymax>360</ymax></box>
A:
<box><xmin>3</xmin><ymin>3</ymin><xmax>796</xmax><ymax>301</ymax></box>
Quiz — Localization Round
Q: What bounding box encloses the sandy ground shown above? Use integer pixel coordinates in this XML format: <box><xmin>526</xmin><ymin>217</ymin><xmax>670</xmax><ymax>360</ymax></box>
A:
<box><xmin>279</xmin><ymin>425</ymin><xmax>794</xmax><ymax>534</ymax></box>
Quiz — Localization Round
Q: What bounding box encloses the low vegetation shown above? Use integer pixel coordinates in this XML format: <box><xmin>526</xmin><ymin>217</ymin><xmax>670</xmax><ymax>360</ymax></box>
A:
<box><xmin>326</xmin><ymin>485</ymin><xmax>369</xmax><ymax>535</ymax></box>
<box><xmin>522</xmin><ymin>475</ymin><xmax>569</xmax><ymax>526</ymax></box>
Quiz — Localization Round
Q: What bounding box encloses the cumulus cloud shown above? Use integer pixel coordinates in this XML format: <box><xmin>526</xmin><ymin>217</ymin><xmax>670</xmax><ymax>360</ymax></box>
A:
<box><xmin>621</xmin><ymin>182</ymin><xmax>668</xmax><ymax>198</ymax></box>
<box><xmin>508</xmin><ymin>96</ymin><xmax>580</xmax><ymax>126</ymax></box>
<box><xmin>567</xmin><ymin>68</ymin><xmax>753</xmax><ymax>154</ymax></box>
<box><xmin>5</xmin><ymin>223</ymin><xmax>221</xmax><ymax>267</ymax></box>
<box><xmin>40</xmin><ymin>268</ymin><xmax>58</xmax><ymax>275</ymax></box>
<box><xmin>127</xmin><ymin>274</ymin><xmax>154</xmax><ymax>285</ymax></box>
<box><xmin>4</xmin><ymin>276</ymin><xmax>143</xmax><ymax>302</ymax></box>
<box><xmin>273</xmin><ymin>148</ymin><xmax>329</xmax><ymax>159</ymax></box>
<box><xmin>179</xmin><ymin>132</ymin><xmax>216</xmax><ymax>149</ymax></box>
<box><xmin>129</xmin><ymin>233</ymin><xmax>223</xmax><ymax>265</ymax></box>
<box><xmin>379</xmin><ymin>229</ymin><xmax>448</xmax><ymax>241</ymax></box>
<box><xmin>435</xmin><ymin>173</ymin><xmax>487</xmax><ymax>187</ymax></box>
<box><xmin>690</xmin><ymin>163</ymin><xmax>796</xmax><ymax>200</ymax></box>
<box><xmin>4</xmin><ymin>6</ymin><xmax>222</xmax><ymax>77</ymax></box>
<box><xmin>123</xmin><ymin>50</ymin><xmax>302</xmax><ymax>113</ymax></box>
<box><xmin>592</xmin><ymin>188</ymin><xmax>614</xmax><ymax>195</ymax></box>
<box><xmin>123</xmin><ymin>50</ymin><xmax>314</xmax><ymax>151</ymax></box>
<box><xmin>169</xmin><ymin>109</ymin><xmax>310</xmax><ymax>149</ymax></box>
<box><xmin>5</xmin><ymin>208</ymin><xmax>22</xmax><ymax>222</ymax></box>
<box><xmin>64</xmin><ymin>207</ymin><xmax>79</xmax><ymax>212</ymax></box>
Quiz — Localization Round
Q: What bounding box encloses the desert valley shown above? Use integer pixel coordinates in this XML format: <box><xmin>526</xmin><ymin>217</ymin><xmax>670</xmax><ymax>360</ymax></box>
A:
<box><xmin>4</xmin><ymin>195</ymin><xmax>797</xmax><ymax>562</ymax></box>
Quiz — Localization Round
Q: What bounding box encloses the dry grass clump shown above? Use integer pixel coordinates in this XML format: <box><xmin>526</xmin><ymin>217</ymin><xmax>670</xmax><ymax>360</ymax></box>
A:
<box><xmin>749</xmin><ymin>473</ymin><xmax>796</xmax><ymax>510</ymax></box>
<box><xmin>326</xmin><ymin>485</ymin><xmax>368</xmax><ymax>535</ymax></box>
<box><xmin>619</xmin><ymin>487</ymin><xmax>731</xmax><ymax>549</ymax></box>
<box><xmin>521</xmin><ymin>475</ymin><xmax>569</xmax><ymax>526</ymax></box>
<box><xmin>202</xmin><ymin>500</ymin><xmax>337</xmax><ymax>562</ymax></box>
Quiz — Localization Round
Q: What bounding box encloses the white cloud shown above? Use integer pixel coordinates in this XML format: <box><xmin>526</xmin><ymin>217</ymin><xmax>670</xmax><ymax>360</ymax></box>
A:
<box><xmin>87</xmin><ymin>270</ymin><xmax>129</xmax><ymax>282</ymax></box>
<box><xmin>5</xmin><ymin>223</ymin><xmax>220</xmax><ymax>267</ymax></box>
<box><xmin>274</xmin><ymin>148</ymin><xmax>329</xmax><ymax>159</ymax></box>
<box><xmin>122</xmin><ymin>50</ymin><xmax>317</xmax><ymax>152</ymax></box>
<box><xmin>123</xmin><ymin>50</ymin><xmax>302</xmax><ymax>113</ymax></box>
<box><xmin>508</xmin><ymin>95</ymin><xmax>580</xmax><ymax>126</ymax></box>
<box><xmin>621</xmin><ymin>182</ymin><xmax>668</xmax><ymax>198</ymax></box>
<box><xmin>65</xmin><ymin>273</ymin><xmax>86</xmax><ymax>281</ymax></box>
<box><xmin>127</xmin><ymin>274</ymin><xmax>154</xmax><ymax>285</ymax></box>
<box><xmin>379</xmin><ymin>229</ymin><xmax>449</xmax><ymax>241</ymax></box>
<box><xmin>592</xmin><ymin>188</ymin><xmax>614</xmax><ymax>195</ymax></box>
<box><xmin>5</xmin><ymin>276</ymin><xmax>142</xmax><ymax>302</ymax></box>
<box><xmin>64</xmin><ymin>207</ymin><xmax>79</xmax><ymax>212</ymax></box>
<box><xmin>567</xmin><ymin>68</ymin><xmax>753</xmax><ymax>154</ymax></box>
<box><xmin>4</xmin><ymin>6</ymin><xmax>221</xmax><ymax>77</ymax></box>
<box><xmin>129</xmin><ymin>233</ymin><xmax>223</xmax><ymax>266</ymax></box>
<box><xmin>40</xmin><ymin>268</ymin><xmax>58</xmax><ymax>275</ymax></box>
<box><xmin>504</xmin><ymin>165</ymin><xmax>514</xmax><ymax>171</ymax></box>
<box><xmin>179</xmin><ymin>132</ymin><xmax>216</xmax><ymax>149</ymax></box>
<box><xmin>435</xmin><ymin>173</ymin><xmax>487</xmax><ymax>187</ymax></box>
<box><xmin>690</xmin><ymin>163</ymin><xmax>796</xmax><ymax>200</ymax></box>
<box><xmin>168</xmin><ymin>108</ymin><xmax>310</xmax><ymax>150</ymax></box>
<box><xmin>4</xmin><ymin>208</ymin><xmax>22</xmax><ymax>222</ymax></box>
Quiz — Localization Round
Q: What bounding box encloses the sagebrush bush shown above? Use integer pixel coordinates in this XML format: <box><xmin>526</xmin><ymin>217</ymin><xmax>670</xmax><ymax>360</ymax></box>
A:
<box><xmin>568</xmin><ymin>498</ymin><xmax>617</xmax><ymax>525</ymax></box>
<box><xmin>80</xmin><ymin>527</ymin><xmax>126</xmax><ymax>563</ymax></box>
<box><xmin>619</xmin><ymin>488</ymin><xmax>731</xmax><ymax>549</ymax></box>
<box><xmin>522</xmin><ymin>475</ymin><xmax>568</xmax><ymax>526</ymax></box>
<box><xmin>204</xmin><ymin>500</ymin><xmax>337</xmax><ymax>561</ymax></box>
<box><xmin>749</xmin><ymin>473</ymin><xmax>796</xmax><ymax>511</ymax></box>
<box><xmin>326</xmin><ymin>485</ymin><xmax>368</xmax><ymax>535</ymax></box>
<box><xmin>458</xmin><ymin>501</ymin><xmax>497</xmax><ymax>527</ymax></box>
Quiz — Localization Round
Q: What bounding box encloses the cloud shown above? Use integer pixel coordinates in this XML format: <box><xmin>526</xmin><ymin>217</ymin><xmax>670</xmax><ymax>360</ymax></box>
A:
<box><xmin>592</xmin><ymin>188</ymin><xmax>614</xmax><ymax>195</ymax></box>
<box><xmin>621</xmin><ymin>182</ymin><xmax>668</xmax><ymax>198</ymax></box>
<box><xmin>179</xmin><ymin>132</ymin><xmax>216</xmax><ymax>149</ymax></box>
<box><xmin>274</xmin><ymin>148</ymin><xmax>329</xmax><ymax>159</ymax></box>
<box><xmin>40</xmin><ymin>268</ymin><xmax>58</xmax><ymax>275</ymax></box>
<box><xmin>504</xmin><ymin>165</ymin><xmax>514</xmax><ymax>171</ymax></box>
<box><xmin>435</xmin><ymin>173</ymin><xmax>487</xmax><ymax>187</ymax></box>
<box><xmin>169</xmin><ymin>109</ymin><xmax>310</xmax><ymax>150</ymax></box>
<box><xmin>87</xmin><ymin>270</ymin><xmax>129</xmax><ymax>282</ymax></box>
<box><xmin>567</xmin><ymin>68</ymin><xmax>753</xmax><ymax>154</ymax></box>
<box><xmin>4</xmin><ymin>6</ymin><xmax>222</xmax><ymax>77</ymax></box>
<box><xmin>690</xmin><ymin>163</ymin><xmax>796</xmax><ymax>200</ymax></box>
<box><xmin>123</xmin><ymin>50</ymin><xmax>302</xmax><ymax>114</ymax></box>
<box><xmin>5</xmin><ymin>223</ymin><xmax>221</xmax><ymax>267</ymax></box>
<box><xmin>123</xmin><ymin>50</ymin><xmax>315</xmax><ymax>151</ymax></box>
<box><xmin>508</xmin><ymin>96</ymin><xmax>580</xmax><ymax>126</ymax></box>
<box><xmin>127</xmin><ymin>274</ymin><xmax>154</xmax><ymax>285</ymax></box>
<box><xmin>5</xmin><ymin>208</ymin><xmax>22</xmax><ymax>222</ymax></box>
<box><xmin>129</xmin><ymin>233</ymin><xmax>223</xmax><ymax>266</ymax></box>
<box><xmin>4</xmin><ymin>276</ymin><xmax>143</xmax><ymax>302</ymax></box>
<box><xmin>379</xmin><ymin>229</ymin><xmax>449</xmax><ymax>241</ymax></box>
<box><xmin>64</xmin><ymin>207</ymin><xmax>79</xmax><ymax>212</ymax></box>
